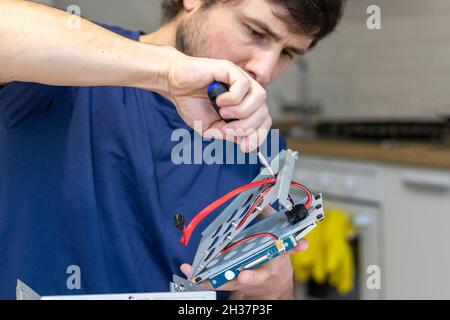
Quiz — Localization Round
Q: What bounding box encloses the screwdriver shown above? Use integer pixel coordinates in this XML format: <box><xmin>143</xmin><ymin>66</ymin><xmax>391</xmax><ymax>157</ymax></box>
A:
<box><xmin>208</xmin><ymin>82</ymin><xmax>275</xmax><ymax>177</ymax></box>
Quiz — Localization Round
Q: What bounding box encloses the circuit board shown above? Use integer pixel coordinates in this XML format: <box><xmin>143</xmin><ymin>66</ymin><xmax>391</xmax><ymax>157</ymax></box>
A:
<box><xmin>196</xmin><ymin>195</ymin><xmax>324</xmax><ymax>288</ymax></box>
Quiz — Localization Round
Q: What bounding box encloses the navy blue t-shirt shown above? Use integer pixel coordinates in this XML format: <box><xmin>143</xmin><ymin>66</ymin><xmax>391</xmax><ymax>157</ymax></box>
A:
<box><xmin>0</xmin><ymin>25</ymin><xmax>285</xmax><ymax>300</ymax></box>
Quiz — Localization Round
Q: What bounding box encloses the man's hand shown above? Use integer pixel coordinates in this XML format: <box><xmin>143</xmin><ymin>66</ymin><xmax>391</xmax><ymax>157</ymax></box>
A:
<box><xmin>0</xmin><ymin>1</ymin><xmax>271</xmax><ymax>153</ymax></box>
<box><xmin>180</xmin><ymin>238</ymin><xmax>308</xmax><ymax>300</ymax></box>
<box><xmin>162</xmin><ymin>48</ymin><xmax>272</xmax><ymax>153</ymax></box>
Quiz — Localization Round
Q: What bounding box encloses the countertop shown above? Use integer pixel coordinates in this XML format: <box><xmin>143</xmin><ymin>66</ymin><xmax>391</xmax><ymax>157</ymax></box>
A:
<box><xmin>287</xmin><ymin>137</ymin><xmax>450</xmax><ymax>171</ymax></box>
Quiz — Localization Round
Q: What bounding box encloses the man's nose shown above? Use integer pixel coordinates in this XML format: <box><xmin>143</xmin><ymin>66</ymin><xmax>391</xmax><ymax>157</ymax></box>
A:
<box><xmin>244</xmin><ymin>50</ymin><xmax>279</xmax><ymax>87</ymax></box>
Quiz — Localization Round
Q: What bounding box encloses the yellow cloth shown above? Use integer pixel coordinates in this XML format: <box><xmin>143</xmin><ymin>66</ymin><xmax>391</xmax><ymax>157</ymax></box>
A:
<box><xmin>291</xmin><ymin>208</ymin><xmax>356</xmax><ymax>295</ymax></box>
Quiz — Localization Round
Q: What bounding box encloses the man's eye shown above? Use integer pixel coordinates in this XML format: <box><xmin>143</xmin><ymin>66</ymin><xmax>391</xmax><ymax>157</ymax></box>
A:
<box><xmin>246</xmin><ymin>25</ymin><xmax>264</xmax><ymax>39</ymax></box>
<box><xmin>282</xmin><ymin>49</ymin><xmax>294</xmax><ymax>60</ymax></box>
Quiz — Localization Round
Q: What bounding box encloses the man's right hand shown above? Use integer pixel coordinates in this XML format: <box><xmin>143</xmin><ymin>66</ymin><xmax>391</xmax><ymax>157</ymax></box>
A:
<box><xmin>161</xmin><ymin>48</ymin><xmax>272</xmax><ymax>153</ymax></box>
<box><xmin>0</xmin><ymin>0</ymin><xmax>271</xmax><ymax>153</ymax></box>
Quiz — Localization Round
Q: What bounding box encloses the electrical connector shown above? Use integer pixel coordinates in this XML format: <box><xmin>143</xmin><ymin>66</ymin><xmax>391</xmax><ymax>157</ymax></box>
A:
<box><xmin>285</xmin><ymin>203</ymin><xmax>309</xmax><ymax>226</ymax></box>
<box><xmin>174</xmin><ymin>214</ymin><xmax>185</xmax><ymax>231</ymax></box>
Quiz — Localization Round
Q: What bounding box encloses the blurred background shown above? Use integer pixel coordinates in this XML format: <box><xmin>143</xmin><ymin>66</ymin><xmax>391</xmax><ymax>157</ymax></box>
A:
<box><xmin>39</xmin><ymin>0</ymin><xmax>450</xmax><ymax>299</ymax></box>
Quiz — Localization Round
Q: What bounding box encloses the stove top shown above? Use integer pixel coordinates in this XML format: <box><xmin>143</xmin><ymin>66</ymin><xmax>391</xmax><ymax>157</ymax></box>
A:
<box><xmin>316</xmin><ymin>120</ymin><xmax>449</xmax><ymax>143</ymax></box>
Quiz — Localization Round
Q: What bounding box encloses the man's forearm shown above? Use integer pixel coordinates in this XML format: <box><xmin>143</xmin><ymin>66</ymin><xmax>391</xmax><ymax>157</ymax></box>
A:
<box><xmin>0</xmin><ymin>0</ymin><xmax>174</xmax><ymax>92</ymax></box>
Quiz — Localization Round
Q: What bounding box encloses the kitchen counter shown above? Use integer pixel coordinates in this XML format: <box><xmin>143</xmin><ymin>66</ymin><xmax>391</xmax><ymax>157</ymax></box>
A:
<box><xmin>287</xmin><ymin>137</ymin><xmax>450</xmax><ymax>170</ymax></box>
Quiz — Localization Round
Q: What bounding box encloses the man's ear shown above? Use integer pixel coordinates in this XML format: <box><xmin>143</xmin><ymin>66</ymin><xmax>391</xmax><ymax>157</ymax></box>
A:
<box><xmin>183</xmin><ymin>0</ymin><xmax>202</xmax><ymax>12</ymax></box>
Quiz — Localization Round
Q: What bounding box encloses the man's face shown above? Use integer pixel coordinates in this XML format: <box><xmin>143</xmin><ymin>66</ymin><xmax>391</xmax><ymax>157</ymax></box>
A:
<box><xmin>176</xmin><ymin>0</ymin><xmax>314</xmax><ymax>87</ymax></box>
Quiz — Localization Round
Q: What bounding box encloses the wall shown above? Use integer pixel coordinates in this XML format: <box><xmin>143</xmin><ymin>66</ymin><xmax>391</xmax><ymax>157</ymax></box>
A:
<box><xmin>53</xmin><ymin>0</ymin><xmax>162</xmax><ymax>33</ymax></box>
<box><xmin>269</xmin><ymin>0</ymin><xmax>450</xmax><ymax>120</ymax></box>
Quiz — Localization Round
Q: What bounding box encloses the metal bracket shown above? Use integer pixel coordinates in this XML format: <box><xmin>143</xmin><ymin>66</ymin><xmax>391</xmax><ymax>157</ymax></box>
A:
<box><xmin>188</xmin><ymin>150</ymin><xmax>293</xmax><ymax>280</ymax></box>
<box><xmin>16</xmin><ymin>280</ymin><xmax>41</xmax><ymax>300</ymax></box>
<box><xmin>16</xmin><ymin>278</ymin><xmax>216</xmax><ymax>300</ymax></box>
<box><xmin>188</xmin><ymin>149</ymin><xmax>307</xmax><ymax>283</ymax></box>
<box><xmin>170</xmin><ymin>275</ymin><xmax>205</xmax><ymax>292</ymax></box>
<box><xmin>269</xmin><ymin>149</ymin><xmax>298</xmax><ymax>211</ymax></box>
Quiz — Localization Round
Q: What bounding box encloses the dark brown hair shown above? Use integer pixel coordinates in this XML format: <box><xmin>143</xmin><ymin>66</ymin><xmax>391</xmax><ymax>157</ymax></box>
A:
<box><xmin>161</xmin><ymin>0</ymin><xmax>346</xmax><ymax>48</ymax></box>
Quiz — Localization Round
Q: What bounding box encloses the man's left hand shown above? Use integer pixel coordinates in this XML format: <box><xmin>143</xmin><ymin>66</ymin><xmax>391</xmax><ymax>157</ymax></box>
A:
<box><xmin>180</xmin><ymin>239</ymin><xmax>308</xmax><ymax>300</ymax></box>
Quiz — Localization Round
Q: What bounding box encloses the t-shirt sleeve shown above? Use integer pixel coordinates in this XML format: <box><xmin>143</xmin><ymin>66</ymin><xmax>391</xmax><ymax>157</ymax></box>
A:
<box><xmin>0</xmin><ymin>23</ymin><xmax>140</xmax><ymax>131</ymax></box>
<box><xmin>0</xmin><ymin>81</ymin><xmax>67</xmax><ymax>129</ymax></box>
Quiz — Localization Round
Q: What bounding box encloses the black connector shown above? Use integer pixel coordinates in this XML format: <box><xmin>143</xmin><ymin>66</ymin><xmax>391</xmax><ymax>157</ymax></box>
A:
<box><xmin>285</xmin><ymin>204</ymin><xmax>309</xmax><ymax>226</ymax></box>
<box><xmin>174</xmin><ymin>214</ymin><xmax>185</xmax><ymax>231</ymax></box>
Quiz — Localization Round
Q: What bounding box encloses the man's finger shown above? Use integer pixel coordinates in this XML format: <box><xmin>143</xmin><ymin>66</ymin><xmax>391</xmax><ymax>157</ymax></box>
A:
<box><xmin>218</xmin><ymin>87</ymin><xmax>266</xmax><ymax>120</ymax></box>
<box><xmin>213</xmin><ymin>61</ymin><xmax>251</xmax><ymax>106</ymax></box>
<box><xmin>221</xmin><ymin>110</ymin><xmax>270</xmax><ymax>153</ymax></box>
<box><xmin>222</xmin><ymin>104</ymin><xmax>269</xmax><ymax>133</ymax></box>
<box><xmin>289</xmin><ymin>238</ymin><xmax>309</xmax><ymax>255</ymax></box>
<box><xmin>240</xmin><ymin>116</ymin><xmax>272</xmax><ymax>153</ymax></box>
<box><xmin>180</xmin><ymin>263</ymin><xmax>192</xmax><ymax>277</ymax></box>
<box><xmin>238</xmin><ymin>267</ymin><xmax>271</xmax><ymax>286</ymax></box>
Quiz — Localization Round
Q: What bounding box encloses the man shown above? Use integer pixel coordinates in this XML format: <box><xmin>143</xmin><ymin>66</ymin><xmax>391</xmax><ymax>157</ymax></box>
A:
<box><xmin>0</xmin><ymin>0</ymin><xmax>344</xmax><ymax>300</ymax></box>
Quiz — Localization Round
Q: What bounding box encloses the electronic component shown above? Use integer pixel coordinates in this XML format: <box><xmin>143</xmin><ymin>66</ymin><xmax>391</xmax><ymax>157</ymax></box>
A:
<box><xmin>174</xmin><ymin>149</ymin><xmax>325</xmax><ymax>289</ymax></box>
<box><xmin>174</xmin><ymin>214</ymin><xmax>185</xmax><ymax>231</ymax></box>
<box><xmin>180</xmin><ymin>150</ymin><xmax>300</xmax><ymax>277</ymax></box>
<box><xmin>285</xmin><ymin>203</ymin><xmax>308</xmax><ymax>225</ymax></box>
<box><xmin>16</xmin><ymin>148</ymin><xmax>322</xmax><ymax>297</ymax></box>
<box><xmin>193</xmin><ymin>195</ymin><xmax>323</xmax><ymax>288</ymax></box>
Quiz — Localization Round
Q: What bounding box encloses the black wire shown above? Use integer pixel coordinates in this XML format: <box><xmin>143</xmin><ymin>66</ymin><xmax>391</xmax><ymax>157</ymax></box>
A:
<box><xmin>288</xmin><ymin>194</ymin><xmax>295</xmax><ymax>207</ymax></box>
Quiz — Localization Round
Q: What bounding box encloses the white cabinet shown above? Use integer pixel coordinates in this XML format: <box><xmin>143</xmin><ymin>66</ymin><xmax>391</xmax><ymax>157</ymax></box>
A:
<box><xmin>296</xmin><ymin>153</ymin><xmax>450</xmax><ymax>299</ymax></box>
<box><xmin>294</xmin><ymin>156</ymin><xmax>383</xmax><ymax>300</ymax></box>
<box><xmin>382</xmin><ymin>165</ymin><xmax>450</xmax><ymax>299</ymax></box>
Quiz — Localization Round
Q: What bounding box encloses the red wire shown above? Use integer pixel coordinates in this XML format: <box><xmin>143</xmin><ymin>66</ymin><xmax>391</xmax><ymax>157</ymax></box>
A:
<box><xmin>236</xmin><ymin>186</ymin><xmax>273</xmax><ymax>229</ymax></box>
<box><xmin>291</xmin><ymin>182</ymin><xmax>313</xmax><ymax>208</ymax></box>
<box><xmin>222</xmin><ymin>183</ymin><xmax>313</xmax><ymax>253</ymax></box>
<box><xmin>237</xmin><ymin>184</ymin><xmax>313</xmax><ymax>230</ymax></box>
<box><xmin>221</xmin><ymin>233</ymin><xmax>278</xmax><ymax>254</ymax></box>
<box><xmin>180</xmin><ymin>178</ymin><xmax>276</xmax><ymax>246</ymax></box>
<box><xmin>180</xmin><ymin>179</ymin><xmax>313</xmax><ymax>246</ymax></box>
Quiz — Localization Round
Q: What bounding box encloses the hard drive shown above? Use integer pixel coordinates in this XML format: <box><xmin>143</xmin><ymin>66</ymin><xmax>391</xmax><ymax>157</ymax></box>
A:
<box><xmin>175</xmin><ymin>149</ymin><xmax>325</xmax><ymax>289</ymax></box>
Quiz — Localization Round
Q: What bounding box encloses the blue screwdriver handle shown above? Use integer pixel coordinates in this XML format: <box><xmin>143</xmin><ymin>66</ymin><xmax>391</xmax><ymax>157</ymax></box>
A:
<box><xmin>208</xmin><ymin>82</ymin><xmax>234</xmax><ymax>123</ymax></box>
<box><xmin>208</xmin><ymin>82</ymin><xmax>262</xmax><ymax>153</ymax></box>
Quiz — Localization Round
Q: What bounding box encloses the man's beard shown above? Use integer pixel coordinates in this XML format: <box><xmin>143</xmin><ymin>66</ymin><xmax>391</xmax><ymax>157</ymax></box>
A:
<box><xmin>175</xmin><ymin>10</ymin><xmax>211</xmax><ymax>57</ymax></box>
